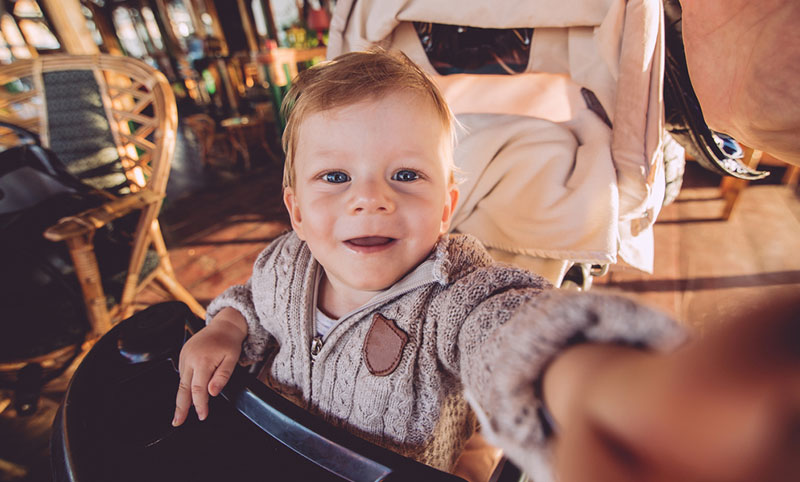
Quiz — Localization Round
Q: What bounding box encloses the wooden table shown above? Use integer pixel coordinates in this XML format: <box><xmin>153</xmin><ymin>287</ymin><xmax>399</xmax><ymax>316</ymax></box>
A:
<box><xmin>220</xmin><ymin>115</ymin><xmax>279</xmax><ymax>170</ymax></box>
<box><xmin>258</xmin><ymin>47</ymin><xmax>327</xmax><ymax>86</ymax></box>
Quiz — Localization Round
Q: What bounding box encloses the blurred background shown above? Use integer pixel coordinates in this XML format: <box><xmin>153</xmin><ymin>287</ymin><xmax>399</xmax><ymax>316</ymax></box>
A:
<box><xmin>0</xmin><ymin>1</ymin><xmax>797</xmax><ymax>481</ymax></box>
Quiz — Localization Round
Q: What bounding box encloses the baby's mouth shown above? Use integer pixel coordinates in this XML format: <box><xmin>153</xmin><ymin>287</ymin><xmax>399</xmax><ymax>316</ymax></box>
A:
<box><xmin>344</xmin><ymin>236</ymin><xmax>397</xmax><ymax>251</ymax></box>
<box><xmin>346</xmin><ymin>236</ymin><xmax>396</xmax><ymax>246</ymax></box>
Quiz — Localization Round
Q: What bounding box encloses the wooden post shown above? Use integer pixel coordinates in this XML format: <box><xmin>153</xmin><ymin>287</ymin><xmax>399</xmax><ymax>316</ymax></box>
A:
<box><xmin>82</xmin><ymin>1</ymin><xmax>123</xmax><ymax>55</ymax></box>
<box><xmin>259</xmin><ymin>0</ymin><xmax>279</xmax><ymax>43</ymax></box>
<box><xmin>720</xmin><ymin>146</ymin><xmax>763</xmax><ymax>220</ymax></box>
<box><xmin>64</xmin><ymin>235</ymin><xmax>112</xmax><ymax>337</ymax></box>
<box><xmin>236</xmin><ymin>0</ymin><xmax>259</xmax><ymax>53</ymax></box>
<box><xmin>40</xmin><ymin>0</ymin><xmax>100</xmax><ymax>55</ymax></box>
<box><xmin>197</xmin><ymin>0</ymin><xmax>229</xmax><ymax>56</ymax></box>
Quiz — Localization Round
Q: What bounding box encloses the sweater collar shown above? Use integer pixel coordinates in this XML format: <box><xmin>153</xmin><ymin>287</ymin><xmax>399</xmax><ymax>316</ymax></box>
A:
<box><xmin>430</xmin><ymin>234</ymin><xmax>453</xmax><ymax>285</ymax></box>
<box><xmin>384</xmin><ymin>233</ymin><xmax>454</xmax><ymax>292</ymax></box>
<box><xmin>304</xmin><ymin>234</ymin><xmax>455</xmax><ymax>324</ymax></box>
<box><xmin>340</xmin><ymin>240</ymin><xmax>448</xmax><ymax>317</ymax></box>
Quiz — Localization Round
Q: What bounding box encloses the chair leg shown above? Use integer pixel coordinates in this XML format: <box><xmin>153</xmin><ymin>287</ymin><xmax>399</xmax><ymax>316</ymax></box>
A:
<box><xmin>64</xmin><ymin>235</ymin><xmax>112</xmax><ymax>337</ymax></box>
<box><xmin>129</xmin><ymin>220</ymin><xmax>206</xmax><ymax>318</ymax></box>
<box><xmin>153</xmin><ymin>270</ymin><xmax>206</xmax><ymax>319</ymax></box>
<box><xmin>720</xmin><ymin>146</ymin><xmax>762</xmax><ymax>220</ymax></box>
<box><xmin>118</xmin><ymin>209</ymin><xmax>161</xmax><ymax>315</ymax></box>
<box><xmin>149</xmin><ymin>219</ymin><xmax>175</xmax><ymax>274</ymax></box>
<box><xmin>258</xmin><ymin>123</ymin><xmax>282</xmax><ymax>165</ymax></box>
<box><xmin>783</xmin><ymin>164</ymin><xmax>800</xmax><ymax>187</ymax></box>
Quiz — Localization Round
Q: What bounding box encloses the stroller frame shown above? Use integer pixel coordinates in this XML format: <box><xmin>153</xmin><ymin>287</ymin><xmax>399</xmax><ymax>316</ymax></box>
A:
<box><xmin>327</xmin><ymin>0</ymin><xmax>669</xmax><ymax>284</ymax></box>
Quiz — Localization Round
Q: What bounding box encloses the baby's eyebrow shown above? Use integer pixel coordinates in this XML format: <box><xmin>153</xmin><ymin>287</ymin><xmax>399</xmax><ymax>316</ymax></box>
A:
<box><xmin>390</xmin><ymin>146</ymin><xmax>434</xmax><ymax>157</ymax></box>
<box><xmin>305</xmin><ymin>147</ymin><xmax>349</xmax><ymax>158</ymax></box>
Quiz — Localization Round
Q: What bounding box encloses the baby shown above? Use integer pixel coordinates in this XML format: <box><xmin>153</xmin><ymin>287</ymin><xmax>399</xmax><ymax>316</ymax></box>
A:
<box><xmin>172</xmin><ymin>50</ymin><xmax>797</xmax><ymax>481</ymax></box>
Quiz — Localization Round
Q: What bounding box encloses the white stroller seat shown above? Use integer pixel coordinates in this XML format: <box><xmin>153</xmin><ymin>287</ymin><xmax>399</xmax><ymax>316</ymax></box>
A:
<box><xmin>452</xmin><ymin>113</ymin><xmax>616</xmax><ymax>283</ymax></box>
<box><xmin>328</xmin><ymin>0</ymin><xmax>667</xmax><ymax>283</ymax></box>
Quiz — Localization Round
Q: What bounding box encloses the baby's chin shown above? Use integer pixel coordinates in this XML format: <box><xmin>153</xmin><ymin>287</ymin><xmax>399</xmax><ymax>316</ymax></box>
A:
<box><xmin>320</xmin><ymin>248</ymin><xmax>436</xmax><ymax>293</ymax></box>
<box><xmin>345</xmin><ymin>274</ymin><xmax>406</xmax><ymax>293</ymax></box>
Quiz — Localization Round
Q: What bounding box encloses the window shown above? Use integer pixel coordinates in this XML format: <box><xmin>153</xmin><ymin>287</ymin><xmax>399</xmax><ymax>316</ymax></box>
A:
<box><xmin>165</xmin><ymin>0</ymin><xmax>194</xmax><ymax>50</ymax></box>
<box><xmin>112</xmin><ymin>7</ymin><xmax>148</xmax><ymax>59</ymax></box>
<box><xmin>0</xmin><ymin>32</ymin><xmax>13</xmax><ymax>63</ymax></box>
<box><xmin>140</xmin><ymin>7</ymin><xmax>164</xmax><ymax>50</ymax></box>
<box><xmin>10</xmin><ymin>0</ymin><xmax>60</xmax><ymax>51</ymax></box>
<box><xmin>0</xmin><ymin>13</ymin><xmax>33</xmax><ymax>60</ymax></box>
<box><xmin>79</xmin><ymin>3</ymin><xmax>104</xmax><ymax>47</ymax></box>
<box><xmin>269</xmin><ymin>0</ymin><xmax>301</xmax><ymax>47</ymax></box>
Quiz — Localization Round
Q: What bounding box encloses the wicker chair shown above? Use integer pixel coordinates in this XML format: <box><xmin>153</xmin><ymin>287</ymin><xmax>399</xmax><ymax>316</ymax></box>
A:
<box><xmin>0</xmin><ymin>54</ymin><xmax>204</xmax><ymax>389</ymax></box>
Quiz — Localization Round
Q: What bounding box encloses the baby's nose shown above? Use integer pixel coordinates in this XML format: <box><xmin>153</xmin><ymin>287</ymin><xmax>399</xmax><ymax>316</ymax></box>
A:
<box><xmin>349</xmin><ymin>180</ymin><xmax>396</xmax><ymax>214</ymax></box>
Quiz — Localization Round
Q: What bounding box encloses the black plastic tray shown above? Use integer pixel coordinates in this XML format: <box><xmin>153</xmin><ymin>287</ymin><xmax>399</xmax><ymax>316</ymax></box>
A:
<box><xmin>51</xmin><ymin>302</ymin><xmax>468</xmax><ymax>482</ymax></box>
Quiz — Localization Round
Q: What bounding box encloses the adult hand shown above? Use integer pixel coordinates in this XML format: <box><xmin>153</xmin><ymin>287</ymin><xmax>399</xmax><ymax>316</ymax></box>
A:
<box><xmin>549</xmin><ymin>294</ymin><xmax>800</xmax><ymax>481</ymax></box>
<box><xmin>681</xmin><ymin>0</ymin><xmax>800</xmax><ymax>163</ymax></box>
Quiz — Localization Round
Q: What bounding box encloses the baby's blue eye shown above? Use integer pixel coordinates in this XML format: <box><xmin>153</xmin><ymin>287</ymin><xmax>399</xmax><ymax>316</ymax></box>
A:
<box><xmin>392</xmin><ymin>169</ymin><xmax>419</xmax><ymax>182</ymax></box>
<box><xmin>324</xmin><ymin>171</ymin><xmax>350</xmax><ymax>183</ymax></box>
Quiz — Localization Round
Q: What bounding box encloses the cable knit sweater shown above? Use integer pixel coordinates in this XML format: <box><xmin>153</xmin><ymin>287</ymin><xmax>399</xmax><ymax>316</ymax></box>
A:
<box><xmin>207</xmin><ymin>231</ymin><xmax>684</xmax><ymax>481</ymax></box>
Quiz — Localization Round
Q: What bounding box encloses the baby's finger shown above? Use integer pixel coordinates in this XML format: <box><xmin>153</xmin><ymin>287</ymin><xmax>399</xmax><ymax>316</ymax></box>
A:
<box><xmin>173</xmin><ymin>366</ymin><xmax>194</xmax><ymax>427</ymax></box>
<box><xmin>208</xmin><ymin>354</ymin><xmax>236</xmax><ymax>396</ymax></box>
<box><xmin>191</xmin><ymin>363</ymin><xmax>214</xmax><ymax>421</ymax></box>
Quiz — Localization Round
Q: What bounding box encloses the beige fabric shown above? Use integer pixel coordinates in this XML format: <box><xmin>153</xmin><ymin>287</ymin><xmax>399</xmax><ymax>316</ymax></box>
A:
<box><xmin>328</xmin><ymin>0</ymin><xmax>666</xmax><ymax>272</ymax></box>
<box><xmin>329</xmin><ymin>0</ymin><xmax>618</xmax><ymax>45</ymax></box>
<box><xmin>486</xmin><ymin>248</ymin><xmax>570</xmax><ymax>286</ymax></box>
<box><xmin>451</xmin><ymin>113</ymin><xmax>617</xmax><ymax>266</ymax></box>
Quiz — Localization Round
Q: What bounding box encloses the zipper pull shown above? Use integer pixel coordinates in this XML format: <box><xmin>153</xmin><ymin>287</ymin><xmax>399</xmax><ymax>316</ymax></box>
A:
<box><xmin>310</xmin><ymin>335</ymin><xmax>323</xmax><ymax>364</ymax></box>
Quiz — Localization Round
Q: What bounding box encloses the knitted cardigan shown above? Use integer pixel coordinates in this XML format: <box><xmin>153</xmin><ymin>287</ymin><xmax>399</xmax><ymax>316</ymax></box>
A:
<box><xmin>207</xmin><ymin>231</ymin><xmax>684</xmax><ymax>481</ymax></box>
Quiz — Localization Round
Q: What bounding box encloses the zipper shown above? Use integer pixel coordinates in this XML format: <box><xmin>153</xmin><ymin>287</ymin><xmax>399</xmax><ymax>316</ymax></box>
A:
<box><xmin>310</xmin><ymin>334</ymin><xmax>323</xmax><ymax>366</ymax></box>
<box><xmin>308</xmin><ymin>268</ymin><xmax>437</xmax><ymax>360</ymax></box>
<box><xmin>307</xmin><ymin>258</ymin><xmax>439</xmax><ymax>398</ymax></box>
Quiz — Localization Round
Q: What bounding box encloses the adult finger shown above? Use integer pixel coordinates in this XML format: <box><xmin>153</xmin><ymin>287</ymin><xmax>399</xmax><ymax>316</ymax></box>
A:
<box><xmin>554</xmin><ymin>414</ymin><xmax>640</xmax><ymax>482</ymax></box>
<box><xmin>208</xmin><ymin>354</ymin><xmax>236</xmax><ymax>397</ymax></box>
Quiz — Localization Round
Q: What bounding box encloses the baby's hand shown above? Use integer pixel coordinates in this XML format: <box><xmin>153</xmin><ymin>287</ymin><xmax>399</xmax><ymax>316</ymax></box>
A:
<box><xmin>173</xmin><ymin>308</ymin><xmax>248</xmax><ymax>426</ymax></box>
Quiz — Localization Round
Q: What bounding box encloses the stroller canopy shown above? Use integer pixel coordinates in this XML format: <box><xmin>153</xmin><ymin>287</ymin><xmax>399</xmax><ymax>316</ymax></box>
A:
<box><xmin>328</xmin><ymin>0</ymin><xmax>667</xmax><ymax>275</ymax></box>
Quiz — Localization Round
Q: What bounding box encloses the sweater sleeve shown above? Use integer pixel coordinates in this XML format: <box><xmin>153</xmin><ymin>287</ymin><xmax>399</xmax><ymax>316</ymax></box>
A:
<box><xmin>206</xmin><ymin>232</ymin><xmax>292</xmax><ymax>363</ymax></box>
<box><xmin>459</xmin><ymin>289</ymin><xmax>686</xmax><ymax>482</ymax></box>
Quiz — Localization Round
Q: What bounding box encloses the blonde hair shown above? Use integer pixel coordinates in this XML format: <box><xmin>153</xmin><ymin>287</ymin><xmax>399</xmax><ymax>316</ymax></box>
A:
<box><xmin>280</xmin><ymin>49</ymin><xmax>456</xmax><ymax>189</ymax></box>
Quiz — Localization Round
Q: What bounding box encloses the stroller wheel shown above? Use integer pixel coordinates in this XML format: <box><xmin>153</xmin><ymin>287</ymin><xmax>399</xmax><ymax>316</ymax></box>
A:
<box><xmin>560</xmin><ymin>263</ymin><xmax>590</xmax><ymax>291</ymax></box>
<box><xmin>560</xmin><ymin>263</ymin><xmax>608</xmax><ymax>290</ymax></box>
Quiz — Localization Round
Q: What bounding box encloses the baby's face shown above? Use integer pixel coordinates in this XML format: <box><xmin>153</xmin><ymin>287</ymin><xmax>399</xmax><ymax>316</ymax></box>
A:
<box><xmin>284</xmin><ymin>91</ymin><xmax>459</xmax><ymax>298</ymax></box>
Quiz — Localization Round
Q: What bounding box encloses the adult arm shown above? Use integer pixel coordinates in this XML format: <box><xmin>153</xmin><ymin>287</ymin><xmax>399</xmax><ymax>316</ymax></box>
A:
<box><xmin>681</xmin><ymin>0</ymin><xmax>800</xmax><ymax>162</ymax></box>
<box><xmin>460</xmin><ymin>290</ymin><xmax>683</xmax><ymax>482</ymax></box>
<box><xmin>545</xmin><ymin>292</ymin><xmax>800</xmax><ymax>482</ymax></box>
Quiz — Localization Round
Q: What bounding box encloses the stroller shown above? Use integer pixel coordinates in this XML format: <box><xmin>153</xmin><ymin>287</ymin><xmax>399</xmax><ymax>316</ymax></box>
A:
<box><xmin>327</xmin><ymin>0</ymin><xmax>675</xmax><ymax>287</ymax></box>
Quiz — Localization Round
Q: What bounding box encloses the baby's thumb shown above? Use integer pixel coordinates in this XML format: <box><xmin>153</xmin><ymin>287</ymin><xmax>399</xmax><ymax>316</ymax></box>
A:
<box><xmin>208</xmin><ymin>355</ymin><xmax>236</xmax><ymax>396</ymax></box>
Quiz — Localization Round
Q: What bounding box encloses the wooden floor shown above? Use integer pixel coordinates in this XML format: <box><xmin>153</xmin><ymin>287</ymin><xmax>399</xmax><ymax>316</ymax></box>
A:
<box><xmin>594</xmin><ymin>163</ymin><xmax>800</xmax><ymax>333</ymax></box>
<box><xmin>2</xmin><ymin>159</ymin><xmax>799</xmax><ymax>481</ymax></box>
<box><xmin>141</xmin><ymin>160</ymin><xmax>291</xmax><ymax>308</ymax></box>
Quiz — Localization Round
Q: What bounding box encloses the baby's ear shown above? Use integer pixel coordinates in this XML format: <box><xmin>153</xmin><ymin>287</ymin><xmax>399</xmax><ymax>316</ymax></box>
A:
<box><xmin>283</xmin><ymin>187</ymin><xmax>306</xmax><ymax>240</ymax></box>
<box><xmin>440</xmin><ymin>185</ymin><xmax>460</xmax><ymax>233</ymax></box>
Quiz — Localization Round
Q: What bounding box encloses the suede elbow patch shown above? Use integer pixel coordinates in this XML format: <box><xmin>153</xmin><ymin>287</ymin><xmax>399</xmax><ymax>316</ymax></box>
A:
<box><xmin>363</xmin><ymin>313</ymin><xmax>408</xmax><ymax>376</ymax></box>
